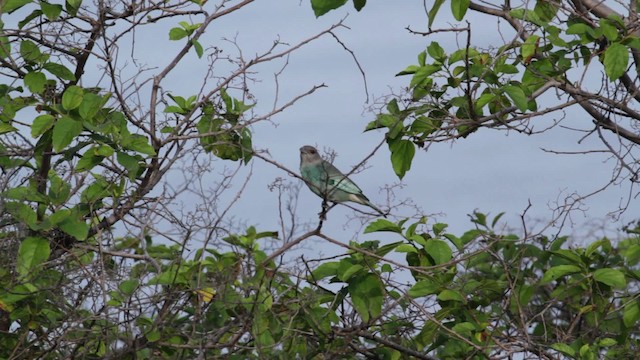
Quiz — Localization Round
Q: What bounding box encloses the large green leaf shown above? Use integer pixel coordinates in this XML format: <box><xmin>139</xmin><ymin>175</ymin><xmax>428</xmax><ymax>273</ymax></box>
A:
<box><xmin>31</xmin><ymin>114</ymin><xmax>55</xmax><ymax>137</ymax></box>
<box><xmin>425</xmin><ymin>239</ymin><xmax>452</xmax><ymax>264</ymax></box>
<box><xmin>389</xmin><ymin>139</ymin><xmax>415</xmax><ymax>179</ymax></box>
<box><xmin>24</xmin><ymin>71</ymin><xmax>47</xmax><ymax>93</ymax></box>
<box><xmin>52</xmin><ymin>116</ymin><xmax>83</xmax><ymax>152</ymax></box>
<box><xmin>364</xmin><ymin>218</ymin><xmax>402</xmax><ymax>234</ymax></box>
<box><xmin>310</xmin><ymin>0</ymin><xmax>347</xmax><ymax>17</ymax></box>
<box><xmin>450</xmin><ymin>0</ymin><xmax>470</xmax><ymax>21</ymax></box>
<box><xmin>593</xmin><ymin>268</ymin><xmax>626</xmax><ymax>288</ymax></box>
<box><xmin>604</xmin><ymin>43</ymin><xmax>628</xmax><ymax>80</ymax></box>
<box><xmin>62</xmin><ymin>85</ymin><xmax>84</xmax><ymax>110</ymax></box>
<box><xmin>17</xmin><ymin>236</ymin><xmax>51</xmax><ymax>278</ymax></box>
<box><xmin>348</xmin><ymin>273</ymin><xmax>384</xmax><ymax>322</ymax></box>
<box><xmin>4</xmin><ymin>0</ymin><xmax>33</xmax><ymax>13</ymax></box>
<box><xmin>59</xmin><ymin>216</ymin><xmax>89</xmax><ymax>240</ymax></box>
<box><xmin>43</xmin><ymin>62</ymin><xmax>75</xmax><ymax>81</ymax></box>
<box><xmin>540</xmin><ymin>264</ymin><xmax>582</xmax><ymax>284</ymax></box>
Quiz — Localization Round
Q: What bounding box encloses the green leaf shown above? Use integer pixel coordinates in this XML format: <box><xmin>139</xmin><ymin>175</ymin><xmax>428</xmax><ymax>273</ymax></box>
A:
<box><xmin>311</xmin><ymin>0</ymin><xmax>347</xmax><ymax>17</ymax></box>
<box><xmin>427</xmin><ymin>41</ymin><xmax>446</xmax><ymax>62</ymax></box>
<box><xmin>551</xmin><ymin>343</ymin><xmax>575</xmax><ymax>357</ymax></box>
<box><xmin>425</xmin><ymin>239</ymin><xmax>452</xmax><ymax>264</ymax></box>
<box><xmin>353</xmin><ymin>0</ymin><xmax>365</xmax><ymax>11</ymax></box>
<box><xmin>599</xmin><ymin>19</ymin><xmax>618</xmax><ymax>41</ymax></box>
<box><xmin>17</xmin><ymin>237</ymin><xmax>50</xmax><ymax>278</ymax></box>
<box><xmin>623</xmin><ymin>300</ymin><xmax>640</xmax><ymax>327</ymax></box>
<box><xmin>593</xmin><ymin>268</ymin><xmax>626</xmax><ymax>288</ymax></box>
<box><xmin>521</xmin><ymin>35</ymin><xmax>539</xmax><ymax>60</ymax></box>
<box><xmin>408</xmin><ymin>280</ymin><xmax>440</xmax><ymax>298</ymax></box>
<box><xmin>20</xmin><ymin>40</ymin><xmax>42</xmax><ymax>62</ymax></box>
<box><xmin>59</xmin><ymin>216</ymin><xmax>89</xmax><ymax>240</ymax></box>
<box><xmin>192</xmin><ymin>39</ymin><xmax>203</xmax><ymax>58</ymax></box>
<box><xmin>62</xmin><ymin>85</ymin><xmax>84</xmax><ymax>110</ymax></box>
<box><xmin>24</xmin><ymin>71</ymin><xmax>47</xmax><ymax>93</ymax></box>
<box><xmin>437</xmin><ymin>289</ymin><xmax>464</xmax><ymax>302</ymax></box>
<box><xmin>119</xmin><ymin>279</ymin><xmax>139</xmax><ymax>296</ymax></box>
<box><xmin>450</xmin><ymin>0</ymin><xmax>470</xmax><ymax>21</ymax></box>
<box><xmin>76</xmin><ymin>151</ymin><xmax>104</xmax><ymax>171</ymax></box>
<box><xmin>4</xmin><ymin>0</ymin><xmax>32</xmax><ymax>13</ymax></box>
<box><xmin>533</xmin><ymin>0</ymin><xmax>558</xmax><ymax>23</ymax></box>
<box><xmin>43</xmin><ymin>62</ymin><xmax>76</xmax><ymax>81</ymax></box>
<box><xmin>117</xmin><ymin>152</ymin><xmax>141</xmax><ymax>179</ymax></box>
<box><xmin>540</xmin><ymin>264</ymin><xmax>582</xmax><ymax>284</ymax></box>
<box><xmin>0</xmin><ymin>36</ymin><xmax>12</xmax><ymax>58</ymax></box>
<box><xmin>503</xmin><ymin>85</ymin><xmax>528</xmax><ymax>111</ymax></box>
<box><xmin>311</xmin><ymin>262</ymin><xmax>339</xmax><ymax>280</ymax></box>
<box><xmin>348</xmin><ymin>273</ymin><xmax>384</xmax><ymax>322</ymax></box>
<box><xmin>49</xmin><ymin>173</ymin><xmax>71</xmax><ymax>205</ymax></box>
<box><xmin>65</xmin><ymin>0</ymin><xmax>82</xmax><ymax>16</ymax></box>
<box><xmin>389</xmin><ymin>139</ymin><xmax>415</xmax><ymax>179</ymax></box>
<box><xmin>31</xmin><ymin>114</ymin><xmax>55</xmax><ymax>138</ymax></box>
<box><xmin>169</xmin><ymin>27</ymin><xmax>188</xmax><ymax>40</ymax></box>
<box><xmin>52</xmin><ymin>116</ymin><xmax>83</xmax><ymax>152</ymax></box>
<box><xmin>338</xmin><ymin>264</ymin><xmax>363</xmax><ymax>281</ymax></box>
<box><xmin>364</xmin><ymin>218</ymin><xmax>402</xmax><ymax>234</ymax></box>
<box><xmin>428</xmin><ymin>0</ymin><xmax>445</xmax><ymax>28</ymax></box>
<box><xmin>79</xmin><ymin>92</ymin><xmax>105</xmax><ymax>120</ymax></box>
<box><xmin>604</xmin><ymin>43</ymin><xmax>628</xmax><ymax>80</ymax></box>
<box><xmin>124</xmin><ymin>134</ymin><xmax>156</xmax><ymax>155</ymax></box>
<box><xmin>41</xmin><ymin>1</ymin><xmax>63</xmax><ymax>20</ymax></box>
<box><xmin>0</xmin><ymin>123</ymin><xmax>18</xmax><ymax>135</ymax></box>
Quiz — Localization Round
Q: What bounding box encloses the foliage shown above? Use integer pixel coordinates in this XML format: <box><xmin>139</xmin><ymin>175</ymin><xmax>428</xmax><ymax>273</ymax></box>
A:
<box><xmin>1</xmin><ymin>0</ymin><xmax>640</xmax><ymax>359</ymax></box>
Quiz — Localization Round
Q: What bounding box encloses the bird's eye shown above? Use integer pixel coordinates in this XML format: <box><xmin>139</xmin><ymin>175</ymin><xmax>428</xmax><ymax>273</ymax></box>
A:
<box><xmin>310</xmin><ymin>150</ymin><xmax>316</xmax><ymax>154</ymax></box>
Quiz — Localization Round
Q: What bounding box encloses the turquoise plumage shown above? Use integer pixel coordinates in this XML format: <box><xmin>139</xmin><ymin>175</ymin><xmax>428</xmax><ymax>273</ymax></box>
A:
<box><xmin>299</xmin><ymin>145</ymin><xmax>386</xmax><ymax>217</ymax></box>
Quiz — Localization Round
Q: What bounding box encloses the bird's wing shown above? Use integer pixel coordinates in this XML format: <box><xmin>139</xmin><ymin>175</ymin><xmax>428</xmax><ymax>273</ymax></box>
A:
<box><xmin>321</xmin><ymin>160</ymin><xmax>363</xmax><ymax>195</ymax></box>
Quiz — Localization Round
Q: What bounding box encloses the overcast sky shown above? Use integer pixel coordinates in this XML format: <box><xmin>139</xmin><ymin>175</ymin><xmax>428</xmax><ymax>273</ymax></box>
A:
<box><xmin>88</xmin><ymin>1</ymin><xmax>640</xmax><ymax>244</ymax></box>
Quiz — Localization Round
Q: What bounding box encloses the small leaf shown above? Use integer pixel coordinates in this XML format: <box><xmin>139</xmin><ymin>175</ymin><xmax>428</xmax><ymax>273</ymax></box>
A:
<box><xmin>389</xmin><ymin>139</ymin><xmax>415</xmax><ymax>179</ymax></box>
<box><xmin>408</xmin><ymin>280</ymin><xmax>440</xmax><ymax>298</ymax></box>
<box><xmin>348</xmin><ymin>273</ymin><xmax>384</xmax><ymax>322</ymax></box>
<box><xmin>20</xmin><ymin>40</ymin><xmax>42</xmax><ymax>62</ymax></box>
<box><xmin>604</xmin><ymin>43</ymin><xmax>628</xmax><ymax>80</ymax></box>
<box><xmin>503</xmin><ymin>85</ymin><xmax>528</xmax><ymax>112</ymax></box>
<box><xmin>425</xmin><ymin>239</ymin><xmax>452</xmax><ymax>264</ymax></box>
<box><xmin>540</xmin><ymin>265</ymin><xmax>582</xmax><ymax>284</ymax></box>
<box><xmin>0</xmin><ymin>123</ymin><xmax>18</xmax><ymax>135</ymax></box>
<box><xmin>623</xmin><ymin>301</ymin><xmax>640</xmax><ymax>327</ymax></box>
<box><xmin>311</xmin><ymin>0</ymin><xmax>348</xmax><ymax>17</ymax></box>
<box><xmin>428</xmin><ymin>0</ymin><xmax>445</xmax><ymax>28</ymax></box>
<box><xmin>41</xmin><ymin>2</ymin><xmax>63</xmax><ymax>20</ymax></box>
<box><xmin>169</xmin><ymin>27</ymin><xmax>188</xmax><ymax>40</ymax></box>
<box><xmin>43</xmin><ymin>62</ymin><xmax>75</xmax><ymax>81</ymax></box>
<box><xmin>52</xmin><ymin>116</ymin><xmax>83</xmax><ymax>152</ymax></box>
<box><xmin>451</xmin><ymin>0</ymin><xmax>470</xmax><ymax>21</ymax></box>
<box><xmin>17</xmin><ymin>237</ymin><xmax>50</xmax><ymax>278</ymax></box>
<box><xmin>593</xmin><ymin>268</ymin><xmax>626</xmax><ymax>288</ymax></box>
<box><xmin>3</xmin><ymin>0</ymin><xmax>32</xmax><ymax>13</ymax></box>
<box><xmin>191</xmin><ymin>39</ymin><xmax>203</xmax><ymax>58</ymax></box>
<box><xmin>437</xmin><ymin>289</ymin><xmax>464</xmax><ymax>302</ymax></box>
<box><xmin>66</xmin><ymin>0</ymin><xmax>82</xmax><ymax>16</ymax></box>
<box><xmin>24</xmin><ymin>71</ymin><xmax>47</xmax><ymax>93</ymax></box>
<box><xmin>59</xmin><ymin>216</ymin><xmax>89</xmax><ymax>240</ymax></box>
<box><xmin>551</xmin><ymin>343</ymin><xmax>575</xmax><ymax>357</ymax></box>
<box><xmin>117</xmin><ymin>152</ymin><xmax>141</xmax><ymax>179</ymax></box>
<box><xmin>353</xmin><ymin>0</ymin><xmax>365</xmax><ymax>11</ymax></box>
<box><xmin>364</xmin><ymin>218</ymin><xmax>402</xmax><ymax>234</ymax></box>
<box><xmin>62</xmin><ymin>85</ymin><xmax>84</xmax><ymax>110</ymax></box>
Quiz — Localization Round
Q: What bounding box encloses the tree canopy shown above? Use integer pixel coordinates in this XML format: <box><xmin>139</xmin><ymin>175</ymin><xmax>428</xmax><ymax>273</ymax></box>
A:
<box><xmin>0</xmin><ymin>0</ymin><xmax>639</xmax><ymax>359</ymax></box>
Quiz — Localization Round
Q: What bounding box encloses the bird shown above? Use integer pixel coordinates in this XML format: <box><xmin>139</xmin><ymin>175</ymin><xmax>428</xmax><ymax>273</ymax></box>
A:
<box><xmin>299</xmin><ymin>145</ymin><xmax>386</xmax><ymax>217</ymax></box>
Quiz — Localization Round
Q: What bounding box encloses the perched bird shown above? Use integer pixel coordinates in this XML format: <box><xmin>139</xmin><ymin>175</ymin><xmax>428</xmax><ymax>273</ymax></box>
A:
<box><xmin>299</xmin><ymin>145</ymin><xmax>386</xmax><ymax>217</ymax></box>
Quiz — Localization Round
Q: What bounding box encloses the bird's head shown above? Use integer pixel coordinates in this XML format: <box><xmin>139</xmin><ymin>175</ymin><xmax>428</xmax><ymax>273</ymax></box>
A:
<box><xmin>300</xmin><ymin>145</ymin><xmax>322</xmax><ymax>164</ymax></box>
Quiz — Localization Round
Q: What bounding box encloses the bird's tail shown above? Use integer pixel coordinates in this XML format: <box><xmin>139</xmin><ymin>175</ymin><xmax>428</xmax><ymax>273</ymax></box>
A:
<box><xmin>365</xmin><ymin>200</ymin><xmax>387</xmax><ymax>218</ymax></box>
